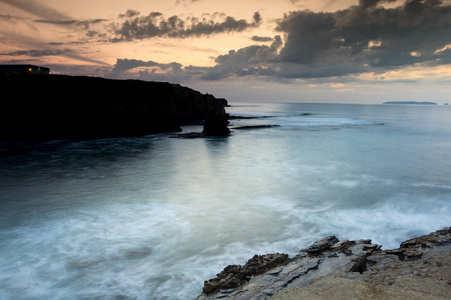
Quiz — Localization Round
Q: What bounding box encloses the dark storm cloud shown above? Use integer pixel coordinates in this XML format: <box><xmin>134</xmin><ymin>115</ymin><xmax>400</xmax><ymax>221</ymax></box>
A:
<box><xmin>358</xmin><ymin>0</ymin><xmax>398</xmax><ymax>9</ymax></box>
<box><xmin>201</xmin><ymin>36</ymin><xmax>283</xmax><ymax>80</ymax></box>
<box><xmin>274</xmin><ymin>0</ymin><xmax>451</xmax><ymax>78</ymax></box>
<box><xmin>111</xmin><ymin>11</ymin><xmax>262</xmax><ymax>42</ymax></box>
<box><xmin>168</xmin><ymin>0</ymin><xmax>451</xmax><ymax>82</ymax></box>
<box><xmin>109</xmin><ymin>0</ymin><xmax>451</xmax><ymax>83</ymax></box>
<box><xmin>251</xmin><ymin>36</ymin><xmax>274</xmax><ymax>42</ymax></box>
<box><xmin>106</xmin><ymin>58</ymin><xmax>203</xmax><ymax>83</ymax></box>
<box><xmin>108</xmin><ymin>58</ymin><xmax>183</xmax><ymax>76</ymax></box>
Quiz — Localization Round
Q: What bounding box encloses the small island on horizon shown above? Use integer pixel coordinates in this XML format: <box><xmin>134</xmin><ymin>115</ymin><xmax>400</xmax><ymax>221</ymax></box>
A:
<box><xmin>383</xmin><ymin>101</ymin><xmax>438</xmax><ymax>105</ymax></box>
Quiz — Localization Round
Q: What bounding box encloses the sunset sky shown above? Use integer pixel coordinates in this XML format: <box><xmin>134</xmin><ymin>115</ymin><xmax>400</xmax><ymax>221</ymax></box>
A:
<box><xmin>1</xmin><ymin>0</ymin><xmax>450</xmax><ymax>104</ymax></box>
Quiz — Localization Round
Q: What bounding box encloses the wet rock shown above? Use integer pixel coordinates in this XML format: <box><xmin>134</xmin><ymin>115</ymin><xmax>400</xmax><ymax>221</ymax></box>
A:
<box><xmin>197</xmin><ymin>227</ymin><xmax>451</xmax><ymax>300</ymax></box>
<box><xmin>306</xmin><ymin>236</ymin><xmax>339</xmax><ymax>255</ymax></box>
<box><xmin>202</xmin><ymin>253</ymin><xmax>289</xmax><ymax>295</ymax></box>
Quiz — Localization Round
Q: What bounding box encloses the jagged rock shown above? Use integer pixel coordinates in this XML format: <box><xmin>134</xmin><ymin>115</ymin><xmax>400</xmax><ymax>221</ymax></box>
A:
<box><xmin>202</xmin><ymin>253</ymin><xmax>289</xmax><ymax>295</ymax></box>
<box><xmin>197</xmin><ymin>227</ymin><xmax>451</xmax><ymax>300</ymax></box>
<box><xmin>306</xmin><ymin>235</ymin><xmax>339</xmax><ymax>255</ymax></box>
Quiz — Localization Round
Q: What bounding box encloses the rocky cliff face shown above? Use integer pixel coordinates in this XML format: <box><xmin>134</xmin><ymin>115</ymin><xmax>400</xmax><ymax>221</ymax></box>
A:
<box><xmin>197</xmin><ymin>228</ymin><xmax>451</xmax><ymax>300</ymax></box>
<box><xmin>0</xmin><ymin>75</ymin><xmax>228</xmax><ymax>141</ymax></box>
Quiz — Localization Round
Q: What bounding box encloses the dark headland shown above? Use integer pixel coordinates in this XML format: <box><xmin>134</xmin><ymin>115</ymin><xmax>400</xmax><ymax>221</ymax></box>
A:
<box><xmin>0</xmin><ymin>75</ymin><xmax>229</xmax><ymax>142</ymax></box>
<box><xmin>197</xmin><ymin>228</ymin><xmax>451</xmax><ymax>299</ymax></box>
<box><xmin>383</xmin><ymin>101</ymin><xmax>437</xmax><ymax>105</ymax></box>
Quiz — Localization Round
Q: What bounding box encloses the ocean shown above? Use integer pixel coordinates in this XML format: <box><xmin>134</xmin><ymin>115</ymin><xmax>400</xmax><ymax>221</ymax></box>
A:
<box><xmin>0</xmin><ymin>102</ymin><xmax>450</xmax><ymax>299</ymax></box>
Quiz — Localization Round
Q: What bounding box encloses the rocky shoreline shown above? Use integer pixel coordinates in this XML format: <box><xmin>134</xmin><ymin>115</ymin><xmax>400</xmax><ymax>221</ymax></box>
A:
<box><xmin>196</xmin><ymin>228</ymin><xmax>451</xmax><ymax>299</ymax></box>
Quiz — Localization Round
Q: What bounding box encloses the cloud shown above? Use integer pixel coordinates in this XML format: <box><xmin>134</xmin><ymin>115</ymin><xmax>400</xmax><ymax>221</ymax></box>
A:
<box><xmin>108</xmin><ymin>58</ymin><xmax>182</xmax><ymax>76</ymax></box>
<box><xmin>201</xmin><ymin>35</ymin><xmax>283</xmax><ymax>80</ymax></box>
<box><xmin>107</xmin><ymin>36</ymin><xmax>283</xmax><ymax>81</ymax></box>
<box><xmin>176</xmin><ymin>0</ymin><xmax>203</xmax><ymax>5</ymax></box>
<box><xmin>273</xmin><ymin>0</ymin><xmax>451</xmax><ymax>78</ymax></box>
<box><xmin>1</xmin><ymin>49</ymin><xmax>72</xmax><ymax>57</ymax></box>
<box><xmin>34</xmin><ymin>18</ymin><xmax>108</xmax><ymax>29</ymax></box>
<box><xmin>1</xmin><ymin>47</ymin><xmax>111</xmax><ymax>66</ymax></box>
<box><xmin>358</xmin><ymin>0</ymin><xmax>398</xmax><ymax>9</ymax></box>
<box><xmin>1</xmin><ymin>0</ymin><xmax>108</xmax><ymax>32</ymax></box>
<box><xmin>45</xmin><ymin>63</ymin><xmax>112</xmax><ymax>77</ymax></box>
<box><xmin>0</xmin><ymin>14</ymin><xmax>24</xmax><ymax>22</ymax></box>
<box><xmin>0</xmin><ymin>0</ymin><xmax>111</xmax><ymax>66</ymax></box>
<box><xmin>0</xmin><ymin>0</ymin><xmax>71</xmax><ymax>22</ymax></box>
<box><xmin>105</xmin><ymin>58</ymin><xmax>204</xmax><ymax>83</ymax></box>
<box><xmin>98</xmin><ymin>0</ymin><xmax>451</xmax><ymax>84</ymax></box>
<box><xmin>119</xmin><ymin>9</ymin><xmax>140</xmax><ymax>18</ymax></box>
<box><xmin>251</xmin><ymin>36</ymin><xmax>274</xmax><ymax>42</ymax></box>
<box><xmin>111</xmin><ymin>11</ymin><xmax>262</xmax><ymax>42</ymax></box>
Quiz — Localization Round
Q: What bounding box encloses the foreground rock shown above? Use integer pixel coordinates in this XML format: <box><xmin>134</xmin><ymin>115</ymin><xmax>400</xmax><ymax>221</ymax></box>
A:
<box><xmin>202</xmin><ymin>254</ymin><xmax>289</xmax><ymax>295</ymax></box>
<box><xmin>197</xmin><ymin>228</ymin><xmax>451</xmax><ymax>299</ymax></box>
<box><xmin>0</xmin><ymin>75</ymin><xmax>227</xmax><ymax>141</ymax></box>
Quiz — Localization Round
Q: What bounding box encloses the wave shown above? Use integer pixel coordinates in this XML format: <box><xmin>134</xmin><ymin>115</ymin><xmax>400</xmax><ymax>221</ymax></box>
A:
<box><xmin>228</xmin><ymin>114</ymin><xmax>382</xmax><ymax>132</ymax></box>
<box><xmin>276</xmin><ymin>116</ymin><xmax>382</xmax><ymax>129</ymax></box>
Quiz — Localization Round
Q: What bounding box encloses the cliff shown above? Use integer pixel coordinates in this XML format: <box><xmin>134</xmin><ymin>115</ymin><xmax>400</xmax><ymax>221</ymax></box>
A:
<box><xmin>0</xmin><ymin>75</ymin><xmax>228</xmax><ymax>141</ymax></box>
<box><xmin>197</xmin><ymin>228</ymin><xmax>451</xmax><ymax>299</ymax></box>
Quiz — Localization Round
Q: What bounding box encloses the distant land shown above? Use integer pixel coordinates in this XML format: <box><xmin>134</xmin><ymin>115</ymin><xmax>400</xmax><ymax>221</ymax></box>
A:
<box><xmin>383</xmin><ymin>101</ymin><xmax>437</xmax><ymax>105</ymax></box>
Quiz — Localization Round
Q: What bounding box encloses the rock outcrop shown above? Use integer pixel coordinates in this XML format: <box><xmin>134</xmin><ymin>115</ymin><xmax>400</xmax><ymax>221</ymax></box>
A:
<box><xmin>203</xmin><ymin>115</ymin><xmax>230</xmax><ymax>136</ymax></box>
<box><xmin>202</xmin><ymin>254</ymin><xmax>289</xmax><ymax>295</ymax></box>
<box><xmin>0</xmin><ymin>75</ymin><xmax>228</xmax><ymax>141</ymax></box>
<box><xmin>197</xmin><ymin>228</ymin><xmax>451</xmax><ymax>300</ymax></box>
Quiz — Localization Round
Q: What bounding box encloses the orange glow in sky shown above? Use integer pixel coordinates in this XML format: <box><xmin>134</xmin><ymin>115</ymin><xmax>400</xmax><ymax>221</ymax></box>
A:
<box><xmin>1</xmin><ymin>0</ymin><xmax>450</xmax><ymax>103</ymax></box>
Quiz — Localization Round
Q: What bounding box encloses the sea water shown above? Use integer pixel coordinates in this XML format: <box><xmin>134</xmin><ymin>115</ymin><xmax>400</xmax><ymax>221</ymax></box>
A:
<box><xmin>0</xmin><ymin>103</ymin><xmax>450</xmax><ymax>299</ymax></box>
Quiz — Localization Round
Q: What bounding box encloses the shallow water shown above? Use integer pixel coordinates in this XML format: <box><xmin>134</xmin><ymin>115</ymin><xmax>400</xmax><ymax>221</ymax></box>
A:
<box><xmin>1</xmin><ymin>103</ymin><xmax>450</xmax><ymax>299</ymax></box>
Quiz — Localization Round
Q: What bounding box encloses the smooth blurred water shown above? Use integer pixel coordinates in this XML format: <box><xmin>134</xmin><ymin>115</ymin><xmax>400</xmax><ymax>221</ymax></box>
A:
<box><xmin>1</xmin><ymin>103</ymin><xmax>450</xmax><ymax>299</ymax></box>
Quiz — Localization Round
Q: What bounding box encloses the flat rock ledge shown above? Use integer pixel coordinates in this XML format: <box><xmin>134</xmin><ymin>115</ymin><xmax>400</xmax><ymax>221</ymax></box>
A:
<box><xmin>196</xmin><ymin>227</ymin><xmax>451</xmax><ymax>300</ymax></box>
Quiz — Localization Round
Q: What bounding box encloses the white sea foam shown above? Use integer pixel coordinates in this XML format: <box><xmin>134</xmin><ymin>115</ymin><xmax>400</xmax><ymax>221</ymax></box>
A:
<box><xmin>276</xmin><ymin>116</ymin><xmax>376</xmax><ymax>129</ymax></box>
<box><xmin>1</xmin><ymin>103</ymin><xmax>451</xmax><ymax>300</ymax></box>
<box><xmin>331</xmin><ymin>180</ymin><xmax>360</xmax><ymax>188</ymax></box>
<box><xmin>412</xmin><ymin>182</ymin><xmax>451</xmax><ymax>190</ymax></box>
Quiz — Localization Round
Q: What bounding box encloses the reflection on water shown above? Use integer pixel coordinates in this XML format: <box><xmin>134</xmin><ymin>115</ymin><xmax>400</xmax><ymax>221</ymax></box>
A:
<box><xmin>1</xmin><ymin>103</ymin><xmax>451</xmax><ymax>299</ymax></box>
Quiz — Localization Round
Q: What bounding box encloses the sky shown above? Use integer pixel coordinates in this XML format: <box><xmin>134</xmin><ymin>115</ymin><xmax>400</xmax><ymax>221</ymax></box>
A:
<box><xmin>1</xmin><ymin>0</ymin><xmax>451</xmax><ymax>104</ymax></box>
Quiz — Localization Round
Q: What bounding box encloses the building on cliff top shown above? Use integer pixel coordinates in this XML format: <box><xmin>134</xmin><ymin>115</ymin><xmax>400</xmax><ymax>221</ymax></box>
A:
<box><xmin>0</xmin><ymin>64</ymin><xmax>50</xmax><ymax>75</ymax></box>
